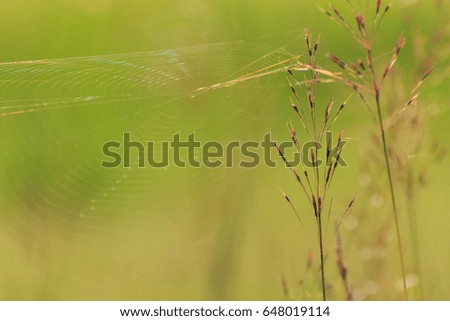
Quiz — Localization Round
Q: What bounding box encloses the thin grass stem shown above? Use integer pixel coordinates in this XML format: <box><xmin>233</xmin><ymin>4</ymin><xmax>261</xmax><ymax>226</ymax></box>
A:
<box><xmin>375</xmin><ymin>92</ymin><xmax>408</xmax><ymax>300</ymax></box>
<box><xmin>317</xmin><ymin>212</ymin><xmax>327</xmax><ymax>301</ymax></box>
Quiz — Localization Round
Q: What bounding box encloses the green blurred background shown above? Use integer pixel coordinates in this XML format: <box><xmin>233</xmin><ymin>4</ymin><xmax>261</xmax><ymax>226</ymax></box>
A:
<box><xmin>0</xmin><ymin>0</ymin><xmax>448</xmax><ymax>300</ymax></box>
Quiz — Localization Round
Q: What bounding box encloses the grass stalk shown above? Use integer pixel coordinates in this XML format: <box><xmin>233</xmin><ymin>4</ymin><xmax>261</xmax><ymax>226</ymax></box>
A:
<box><xmin>279</xmin><ymin>31</ymin><xmax>355</xmax><ymax>301</ymax></box>
<box><xmin>375</xmin><ymin>92</ymin><xmax>408</xmax><ymax>300</ymax></box>
<box><xmin>317</xmin><ymin>212</ymin><xmax>327</xmax><ymax>301</ymax></box>
<box><xmin>322</xmin><ymin>2</ymin><xmax>411</xmax><ymax>299</ymax></box>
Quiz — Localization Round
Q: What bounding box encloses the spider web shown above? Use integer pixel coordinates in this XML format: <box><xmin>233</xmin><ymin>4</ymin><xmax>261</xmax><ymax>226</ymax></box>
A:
<box><xmin>0</xmin><ymin>32</ymin><xmax>314</xmax><ymax>298</ymax></box>
<box><xmin>0</xmin><ymin>37</ymin><xmax>304</xmax><ymax>116</ymax></box>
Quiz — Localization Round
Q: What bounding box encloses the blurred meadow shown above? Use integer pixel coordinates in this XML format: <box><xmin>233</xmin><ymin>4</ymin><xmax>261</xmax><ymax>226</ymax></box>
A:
<box><xmin>0</xmin><ymin>0</ymin><xmax>449</xmax><ymax>300</ymax></box>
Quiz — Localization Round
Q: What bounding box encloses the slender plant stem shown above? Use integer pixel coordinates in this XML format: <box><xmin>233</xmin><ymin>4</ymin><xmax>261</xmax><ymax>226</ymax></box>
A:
<box><xmin>375</xmin><ymin>92</ymin><xmax>408</xmax><ymax>300</ymax></box>
<box><xmin>318</xmin><ymin>213</ymin><xmax>326</xmax><ymax>301</ymax></box>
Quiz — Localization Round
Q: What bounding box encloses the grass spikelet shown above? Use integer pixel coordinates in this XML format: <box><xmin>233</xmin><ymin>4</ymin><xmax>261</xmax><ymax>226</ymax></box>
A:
<box><xmin>336</xmin><ymin>227</ymin><xmax>353</xmax><ymax>300</ymax></box>
<box><xmin>281</xmin><ymin>276</ymin><xmax>290</xmax><ymax>300</ymax></box>
<box><xmin>381</xmin><ymin>36</ymin><xmax>406</xmax><ymax>84</ymax></box>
